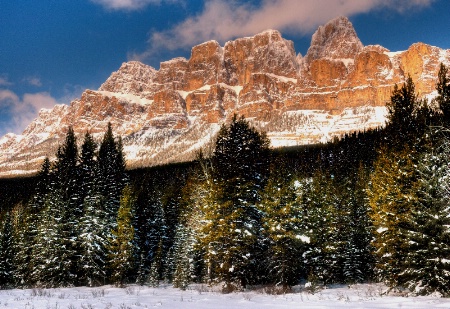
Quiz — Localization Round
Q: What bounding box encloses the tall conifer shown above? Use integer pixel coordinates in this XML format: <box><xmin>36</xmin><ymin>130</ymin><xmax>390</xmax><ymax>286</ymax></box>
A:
<box><xmin>200</xmin><ymin>115</ymin><xmax>270</xmax><ymax>291</ymax></box>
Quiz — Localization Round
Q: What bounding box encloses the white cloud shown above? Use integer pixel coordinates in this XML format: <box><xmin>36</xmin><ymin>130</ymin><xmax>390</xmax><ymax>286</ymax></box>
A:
<box><xmin>137</xmin><ymin>0</ymin><xmax>435</xmax><ymax>59</ymax></box>
<box><xmin>0</xmin><ymin>90</ymin><xmax>59</xmax><ymax>135</ymax></box>
<box><xmin>90</xmin><ymin>0</ymin><xmax>180</xmax><ymax>10</ymax></box>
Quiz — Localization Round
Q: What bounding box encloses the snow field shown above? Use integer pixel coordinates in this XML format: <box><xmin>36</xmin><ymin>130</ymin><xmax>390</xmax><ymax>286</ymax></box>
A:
<box><xmin>1</xmin><ymin>283</ymin><xmax>450</xmax><ymax>309</ymax></box>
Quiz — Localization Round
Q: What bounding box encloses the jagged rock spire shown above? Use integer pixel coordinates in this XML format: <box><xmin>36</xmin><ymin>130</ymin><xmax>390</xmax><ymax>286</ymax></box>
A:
<box><xmin>305</xmin><ymin>16</ymin><xmax>363</xmax><ymax>64</ymax></box>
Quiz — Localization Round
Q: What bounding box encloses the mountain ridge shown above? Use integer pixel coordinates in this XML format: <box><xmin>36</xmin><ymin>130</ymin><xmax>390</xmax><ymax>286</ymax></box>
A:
<box><xmin>1</xmin><ymin>16</ymin><xmax>449</xmax><ymax>177</ymax></box>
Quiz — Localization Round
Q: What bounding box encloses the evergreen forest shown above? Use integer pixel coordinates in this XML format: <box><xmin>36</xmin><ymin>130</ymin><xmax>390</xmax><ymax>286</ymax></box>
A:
<box><xmin>1</xmin><ymin>64</ymin><xmax>450</xmax><ymax>296</ymax></box>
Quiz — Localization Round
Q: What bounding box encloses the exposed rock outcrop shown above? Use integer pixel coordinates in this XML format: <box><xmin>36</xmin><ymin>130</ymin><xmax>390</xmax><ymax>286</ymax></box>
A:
<box><xmin>1</xmin><ymin>16</ymin><xmax>449</xmax><ymax>176</ymax></box>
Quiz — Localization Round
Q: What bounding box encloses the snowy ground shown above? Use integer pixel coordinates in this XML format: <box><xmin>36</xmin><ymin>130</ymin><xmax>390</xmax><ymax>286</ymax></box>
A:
<box><xmin>0</xmin><ymin>283</ymin><xmax>449</xmax><ymax>309</ymax></box>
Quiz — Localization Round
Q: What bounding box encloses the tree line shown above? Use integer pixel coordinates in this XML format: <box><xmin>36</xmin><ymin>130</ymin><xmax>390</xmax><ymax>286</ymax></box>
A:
<box><xmin>0</xmin><ymin>64</ymin><xmax>450</xmax><ymax>296</ymax></box>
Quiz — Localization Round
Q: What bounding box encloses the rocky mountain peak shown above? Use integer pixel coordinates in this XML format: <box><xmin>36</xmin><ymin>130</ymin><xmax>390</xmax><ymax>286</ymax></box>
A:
<box><xmin>305</xmin><ymin>16</ymin><xmax>363</xmax><ymax>64</ymax></box>
<box><xmin>99</xmin><ymin>61</ymin><xmax>157</xmax><ymax>95</ymax></box>
<box><xmin>1</xmin><ymin>17</ymin><xmax>449</xmax><ymax>177</ymax></box>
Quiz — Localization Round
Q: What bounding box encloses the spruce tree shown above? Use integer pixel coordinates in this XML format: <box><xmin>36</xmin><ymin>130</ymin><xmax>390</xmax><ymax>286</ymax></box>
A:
<box><xmin>0</xmin><ymin>212</ymin><xmax>15</xmax><ymax>288</ymax></box>
<box><xmin>386</xmin><ymin>77</ymin><xmax>417</xmax><ymax>141</ymax></box>
<box><xmin>171</xmin><ymin>224</ymin><xmax>195</xmax><ymax>290</ymax></box>
<box><xmin>340</xmin><ymin>165</ymin><xmax>374</xmax><ymax>283</ymax></box>
<box><xmin>397</xmin><ymin>140</ymin><xmax>450</xmax><ymax>296</ymax></box>
<box><xmin>99</xmin><ymin>123</ymin><xmax>127</xmax><ymax>233</ymax></box>
<box><xmin>79</xmin><ymin>132</ymin><xmax>98</xmax><ymax>202</ymax></box>
<box><xmin>14</xmin><ymin>158</ymin><xmax>51</xmax><ymax>287</ymax></box>
<box><xmin>79</xmin><ymin>193</ymin><xmax>108</xmax><ymax>287</ymax></box>
<box><xmin>108</xmin><ymin>186</ymin><xmax>136</xmax><ymax>286</ymax></box>
<box><xmin>54</xmin><ymin>126</ymin><xmax>79</xmax><ymax>210</ymax></box>
<box><xmin>135</xmin><ymin>193</ymin><xmax>166</xmax><ymax>285</ymax></box>
<box><xmin>260</xmin><ymin>165</ymin><xmax>305</xmax><ymax>289</ymax></box>
<box><xmin>148</xmin><ymin>240</ymin><xmax>163</xmax><ymax>287</ymax></box>
<box><xmin>367</xmin><ymin>145</ymin><xmax>418</xmax><ymax>286</ymax></box>
<box><xmin>31</xmin><ymin>187</ymin><xmax>76</xmax><ymax>287</ymax></box>
<box><xmin>199</xmin><ymin>115</ymin><xmax>270</xmax><ymax>291</ymax></box>
<box><xmin>300</xmin><ymin>172</ymin><xmax>341</xmax><ymax>285</ymax></box>
<box><xmin>436</xmin><ymin>63</ymin><xmax>450</xmax><ymax>122</ymax></box>
<box><xmin>54</xmin><ymin>127</ymin><xmax>81</xmax><ymax>284</ymax></box>
<box><xmin>28</xmin><ymin>128</ymin><xmax>82</xmax><ymax>287</ymax></box>
<box><xmin>385</xmin><ymin>76</ymin><xmax>429</xmax><ymax>150</ymax></box>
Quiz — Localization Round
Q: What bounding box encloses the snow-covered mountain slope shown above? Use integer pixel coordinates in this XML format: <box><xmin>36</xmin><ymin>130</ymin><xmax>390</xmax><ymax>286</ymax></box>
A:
<box><xmin>1</xmin><ymin>16</ymin><xmax>449</xmax><ymax>177</ymax></box>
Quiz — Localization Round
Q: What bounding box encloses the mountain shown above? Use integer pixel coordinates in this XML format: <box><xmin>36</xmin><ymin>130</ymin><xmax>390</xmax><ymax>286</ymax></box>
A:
<box><xmin>1</xmin><ymin>16</ymin><xmax>449</xmax><ymax>177</ymax></box>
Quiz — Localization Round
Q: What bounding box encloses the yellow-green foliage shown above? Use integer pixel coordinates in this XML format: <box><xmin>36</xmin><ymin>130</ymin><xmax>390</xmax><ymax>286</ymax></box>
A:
<box><xmin>367</xmin><ymin>145</ymin><xmax>418</xmax><ymax>285</ymax></box>
<box><xmin>108</xmin><ymin>185</ymin><xmax>136</xmax><ymax>286</ymax></box>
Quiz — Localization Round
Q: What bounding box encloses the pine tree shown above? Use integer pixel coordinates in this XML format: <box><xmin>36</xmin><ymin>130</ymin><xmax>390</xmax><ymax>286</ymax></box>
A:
<box><xmin>79</xmin><ymin>132</ymin><xmax>98</xmax><ymax>203</ymax></box>
<box><xmin>14</xmin><ymin>158</ymin><xmax>50</xmax><ymax>287</ymax></box>
<box><xmin>31</xmin><ymin>187</ymin><xmax>76</xmax><ymax>287</ymax></box>
<box><xmin>199</xmin><ymin>115</ymin><xmax>270</xmax><ymax>291</ymax></box>
<box><xmin>436</xmin><ymin>63</ymin><xmax>450</xmax><ymax>122</ymax></box>
<box><xmin>300</xmin><ymin>172</ymin><xmax>341</xmax><ymax>285</ymax></box>
<box><xmin>386</xmin><ymin>77</ymin><xmax>417</xmax><ymax>140</ymax></box>
<box><xmin>134</xmin><ymin>186</ymin><xmax>167</xmax><ymax>285</ymax></box>
<box><xmin>147</xmin><ymin>240</ymin><xmax>163</xmax><ymax>287</ymax></box>
<box><xmin>397</xmin><ymin>139</ymin><xmax>450</xmax><ymax>296</ymax></box>
<box><xmin>108</xmin><ymin>186</ymin><xmax>136</xmax><ymax>286</ymax></box>
<box><xmin>54</xmin><ymin>126</ymin><xmax>79</xmax><ymax>210</ymax></box>
<box><xmin>98</xmin><ymin>123</ymin><xmax>127</xmax><ymax>233</ymax></box>
<box><xmin>53</xmin><ymin>127</ymin><xmax>81</xmax><ymax>284</ymax></box>
<box><xmin>171</xmin><ymin>224</ymin><xmax>195</xmax><ymax>290</ymax></box>
<box><xmin>79</xmin><ymin>193</ymin><xmax>108</xmax><ymax>287</ymax></box>
<box><xmin>340</xmin><ymin>165</ymin><xmax>374</xmax><ymax>284</ymax></box>
<box><xmin>0</xmin><ymin>212</ymin><xmax>15</xmax><ymax>288</ymax></box>
<box><xmin>386</xmin><ymin>76</ymin><xmax>428</xmax><ymax>149</ymax></box>
<box><xmin>260</xmin><ymin>164</ymin><xmax>306</xmax><ymax>289</ymax></box>
<box><xmin>367</xmin><ymin>145</ymin><xmax>418</xmax><ymax>286</ymax></box>
<box><xmin>29</xmin><ymin>127</ymin><xmax>84</xmax><ymax>287</ymax></box>
<box><xmin>178</xmin><ymin>171</ymin><xmax>210</xmax><ymax>284</ymax></box>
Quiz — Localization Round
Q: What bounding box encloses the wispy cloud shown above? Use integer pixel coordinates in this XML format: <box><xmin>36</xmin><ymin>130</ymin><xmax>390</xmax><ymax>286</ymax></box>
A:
<box><xmin>134</xmin><ymin>0</ymin><xmax>435</xmax><ymax>61</ymax></box>
<box><xmin>0</xmin><ymin>90</ymin><xmax>59</xmax><ymax>135</ymax></box>
<box><xmin>0</xmin><ymin>75</ymin><xmax>13</xmax><ymax>87</ymax></box>
<box><xmin>23</xmin><ymin>76</ymin><xmax>42</xmax><ymax>87</ymax></box>
<box><xmin>90</xmin><ymin>0</ymin><xmax>179</xmax><ymax>11</ymax></box>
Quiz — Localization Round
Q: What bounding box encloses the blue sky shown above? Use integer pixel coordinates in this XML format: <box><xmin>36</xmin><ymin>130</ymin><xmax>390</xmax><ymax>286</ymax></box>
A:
<box><xmin>1</xmin><ymin>0</ymin><xmax>449</xmax><ymax>136</ymax></box>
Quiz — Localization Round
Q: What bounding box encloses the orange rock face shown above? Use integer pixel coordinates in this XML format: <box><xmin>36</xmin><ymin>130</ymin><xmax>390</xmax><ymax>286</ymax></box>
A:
<box><xmin>400</xmin><ymin>43</ymin><xmax>445</xmax><ymax>94</ymax></box>
<box><xmin>92</xmin><ymin>17</ymin><xmax>448</xmax><ymax>126</ymax></box>
<box><xmin>2</xmin><ymin>16</ymin><xmax>450</xmax><ymax>176</ymax></box>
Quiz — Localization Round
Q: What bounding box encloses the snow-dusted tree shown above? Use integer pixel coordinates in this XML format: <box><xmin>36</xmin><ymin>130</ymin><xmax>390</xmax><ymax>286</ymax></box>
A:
<box><xmin>78</xmin><ymin>132</ymin><xmax>98</xmax><ymax>202</ymax></box>
<box><xmin>0</xmin><ymin>212</ymin><xmax>15</xmax><ymax>288</ymax></box>
<box><xmin>14</xmin><ymin>158</ymin><xmax>50</xmax><ymax>286</ymax></box>
<box><xmin>52</xmin><ymin>127</ymin><xmax>82</xmax><ymax>283</ymax></box>
<box><xmin>108</xmin><ymin>186</ymin><xmax>136</xmax><ymax>286</ymax></box>
<box><xmin>147</xmin><ymin>240</ymin><xmax>163</xmax><ymax>287</ymax></box>
<box><xmin>28</xmin><ymin>128</ymin><xmax>82</xmax><ymax>287</ymax></box>
<box><xmin>79</xmin><ymin>193</ymin><xmax>108</xmax><ymax>287</ymax></box>
<box><xmin>436</xmin><ymin>63</ymin><xmax>450</xmax><ymax>121</ymax></box>
<box><xmin>300</xmin><ymin>172</ymin><xmax>341</xmax><ymax>285</ymax></box>
<box><xmin>340</xmin><ymin>165</ymin><xmax>374</xmax><ymax>284</ymax></box>
<box><xmin>386</xmin><ymin>77</ymin><xmax>422</xmax><ymax>147</ymax></box>
<box><xmin>31</xmin><ymin>187</ymin><xmax>76</xmax><ymax>287</ymax></box>
<box><xmin>134</xmin><ymin>188</ymin><xmax>166</xmax><ymax>285</ymax></box>
<box><xmin>199</xmin><ymin>115</ymin><xmax>270</xmax><ymax>291</ymax></box>
<box><xmin>98</xmin><ymin>123</ymin><xmax>127</xmax><ymax>233</ymax></box>
<box><xmin>367</xmin><ymin>145</ymin><xmax>418</xmax><ymax>286</ymax></box>
<box><xmin>396</xmin><ymin>138</ymin><xmax>450</xmax><ymax>296</ymax></box>
<box><xmin>177</xmin><ymin>169</ymin><xmax>211</xmax><ymax>284</ymax></box>
<box><xmin>171</xmin><ymin>224</ymin><xmax>196</xmax><ymax>290</ymax></box>
<box><xmin>54</xmin><ymin>126</ymin><xmax>80</xmax><ymax>213</ymax></box>
<box><xmin>77</xmin><ymin>132</ymin><xmax>110</xmax><ymax>286</ymax></box>
<box><xmin>259</xmin><ymin>165</ymin><xmax>306</xmax><ymax>289</ymax></box>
